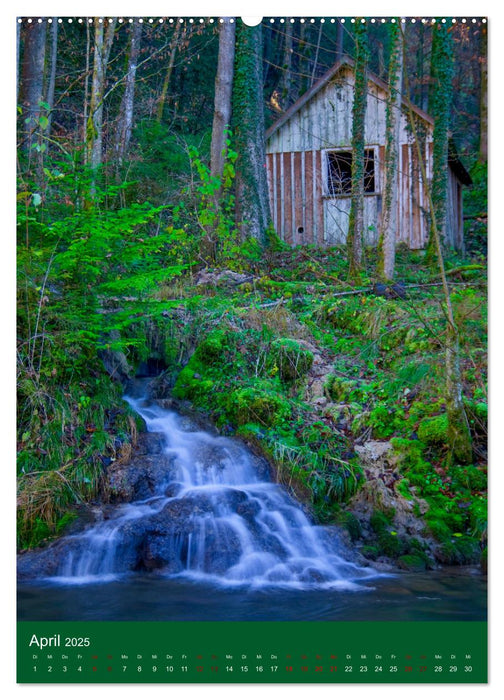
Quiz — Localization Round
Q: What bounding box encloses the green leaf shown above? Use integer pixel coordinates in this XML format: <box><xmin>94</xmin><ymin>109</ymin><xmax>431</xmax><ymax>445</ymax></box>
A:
<box><xmin>39</xmin><ymin>115</ymin><xmax>49</xmax><ymax>130</ymax></box>
<box><xmin>32</xmin><ymin>193</ymin><xmax>42</xmax><ymax>208</ymax></box>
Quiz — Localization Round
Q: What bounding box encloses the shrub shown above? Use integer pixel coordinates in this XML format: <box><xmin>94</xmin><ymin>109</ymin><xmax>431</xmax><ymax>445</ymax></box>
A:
<box><xmin>267</xmin><ymin>338</ymin><xmax>313</xmax><ymax>382</ymax></box>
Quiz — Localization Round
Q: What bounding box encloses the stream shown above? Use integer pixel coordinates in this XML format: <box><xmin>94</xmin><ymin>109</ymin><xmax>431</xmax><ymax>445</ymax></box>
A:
<box><xmin>17</xmin><ymin>389</ymin><xmax>487</xmax><ymax>622</ymax></box>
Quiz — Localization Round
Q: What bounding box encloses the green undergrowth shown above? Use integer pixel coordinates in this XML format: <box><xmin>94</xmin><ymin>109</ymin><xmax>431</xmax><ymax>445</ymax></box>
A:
<box><xmin>157</xmin><ymin>242</ymin><xmax>487</xmax><ymax>563</ymax></box>
<box><xmin>17</xmin><ymin>224</ymin><xmax>487</xmax><ymax>563</ymax></box>
<box><xmin>17</xmin><ymin>364</ymin><xmax>141</xmax><ymax>549</ymax></box>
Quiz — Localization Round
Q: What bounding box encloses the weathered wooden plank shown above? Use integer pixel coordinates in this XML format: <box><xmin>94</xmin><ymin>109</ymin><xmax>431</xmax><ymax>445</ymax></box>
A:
<box><xmin>300</xmin><ymin>150</ymin><xmax>307</xmax><ymax>245</ymax></box>
<box><xmin>283</xmin><ymin>152</ymin><xmax>293</xmax><ymax>244</ymax></box>
<box><xmin>290</xmin><ymin>152</ymin><xmax>296</xmax><ymax>243</ymax></box>
<box><xmin>266</xmin><ymin>154</ymin><xmax>274</xmax><ymax>229</ymax></box>
<box><xmin>280</xmin><ymin>151</ymin><xmax>285</xmax><ymax>240</ymax></box>
<box><xmin>316</xmin><ymin>150</ymin><xmax>324</xmax><ymax>246</ymax></box>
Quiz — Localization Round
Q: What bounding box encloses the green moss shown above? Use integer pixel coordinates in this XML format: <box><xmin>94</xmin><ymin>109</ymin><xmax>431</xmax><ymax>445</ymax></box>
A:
<box><xmin>361</xmin><ymin>544</ymin><xmax>380</xmax><ymax>560</ymax></box>
<box><xmin>418</xmin><ymin>413</ymin><xmax>449</xmax><ymax>446</ymax></box>
<box><xmin>437</xmin><ymin>536</ymin><xmax>481</xmax><ymax>565</ymax></box>
<box><xmin>378</xmin><ymin>530</ymin><xmax>402</xmax><ymax>557</ymax></box>
<box><xmin>172</xmin><ymin>365</ymin><xmax>214</xmax><ymax>402</ymax></box>
<box><xmin>227</xmin><ymin>382</ymin><xmax>290</xmax><ymax>427</ymax></box>
<box><xmin>193</xmin><ymin>329</ymin><xmax>231</xmax><ymax>366</ymax></box>
<box><xmin>397</xmin><ymin>554</ymin><xmax>427</xmax><ymax>572</ymax></box>
<box><xmin>370</xmin><ymin>509</ymin><xmax>393</xmax><ymax>534</ymax></box>
<box><xmin>267</xmin><ymin>338</ymin><xmax>313</xmax><ymax>382</ymax></box>
<box><xmin>335</xmin><ymin>510</ymin><xmax>362</xmax><ymax>541</ymax></box>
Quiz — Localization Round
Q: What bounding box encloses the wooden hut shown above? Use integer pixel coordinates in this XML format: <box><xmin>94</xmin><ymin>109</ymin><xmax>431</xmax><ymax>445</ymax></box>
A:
<box><xmin>265</xmin><ymin>56</ymin><xmax>471</xmax><ymax>250</ymax></box>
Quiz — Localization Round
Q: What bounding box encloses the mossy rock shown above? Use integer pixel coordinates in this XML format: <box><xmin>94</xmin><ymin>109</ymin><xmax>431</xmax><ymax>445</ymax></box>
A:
<box><xmin>336</xmin><ymin>511</ymin><xmax>362</xmax><ymax>541</ymax></box>
<box><xmin>172</xmin><ymin>366</ymin><xmax>213</xmax><ymax>401</ymax></box>
<box><xmin>418</xmin><ymin>413</ymin><xmax>449</xmax><ymax>446</ymax></box>
<box><xmin>267</xmin><ymin>338</ymin><xmax>313</xmax><ymax>382</ymax></box>
<box><xmin>377</xmin><ymin>530</ymin><xmax>402</xmax><ymax>557</ymax></box>
<box><xmin>391</xmin><ymin>437</ymin><xmax>431</xmax><ymax>475</ymax></box>
<box><xmin>328</xmin><ymin>377</ymin><xmax>364</xmax><ymax>402</ymax></box>
<box><xmin>228</xmin><ymin>384</ymin><xmax>290</xmax><ymax>427</ymax></box>
<box><xmin>397</xmin><ymin>554</ymin><xmax>427</xmax><ymax>572</ymax></box>
<box><xmin>193</xmin><ymin>330</ymin><xmax>231</xmax><ymax>366</ymax></box>
<box><xmin>436</xmin><ymin>536</ymin><xmax>481</xmax><ymax>565</ymax></box>
<box><xmin>370</xmin><ymin>509</ymin><xmax>393</xmax><ymax>534</ymax></box>
<box><xmin>361</xmin><ymin>544</ymin><xmax>380</xmax><ymax>560</ymax></box>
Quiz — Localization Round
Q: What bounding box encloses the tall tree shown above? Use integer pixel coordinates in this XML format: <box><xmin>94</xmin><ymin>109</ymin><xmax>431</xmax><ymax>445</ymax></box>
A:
<box><xmin>19</xmin><ymin>19</ymin><xmax>47</xmax><ymax>153</ymax></box>
<box><xmin>347</xmin><ymin>20</ymin><xmax>368</xmax><ymax>279</ymax></box>
<box><xmin>115</xmin><ymin>20</ymin><xmax>143</xmax><ymax>164</ymax></box>
<box><xmin>45</xmin><ymin>18</ymin><xmax>59</xmax><ymax>138</ymax></box>
<box><xmin>402</xmin><ymin>29</ymin><xmax>472</xmax><ymax>465</ymax></box>
<box><xmin>86</xmin><ymin>18</ymin><xmax>116</xmax><ymax>170</ymax></box>
<box><xmin>426</xmin><ymin>22</ymin><xmax>453</xmax><ymax>254</ymax></box>
<box><xmin>155</xmin><ymin>21</ymin><xmax>182</xmax><ymax>124</ymax></box>
<box><xmin>210</xmin><ymin>18</ymin><xmax>236</xmax><ymax>181</ymax></box>
<box><xmin>278</xmin><ymin>19</ymin><xmax>294</xmax><ymax>109</ymax></box>
<box><xmin>232</xmin><ymin>21</ymin><xmax>271</xmax><ymax>244</ymax></box>
<box><xmin>478</xmin><ymin>22</ymin><xmax>487</xmax><ymax>164</ymax></box>
<box><xmin>377</xmin><ymin>20</ymin><xmax>404</xmax><ymax>281</ymax></box>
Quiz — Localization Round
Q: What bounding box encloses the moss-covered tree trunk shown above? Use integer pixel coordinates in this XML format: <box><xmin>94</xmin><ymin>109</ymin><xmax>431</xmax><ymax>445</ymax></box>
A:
<box><xmin>377</xmin><ymin>20</ymin><xmax>403</xmax><ymax>282</ymax></box>
<box><xmin>426</xmin><ymin>22</ymin><xmax>453</xmax><ymax>256</ymax></box>
<box><xmin>232</xmin><ymin>21</ymin><xmax>272</xmax><ymax>244</ymax></box>
<box><xmin>347</xmin><ymin>20</ymin><xmax>368</xmax><ymax>279</ymax></box>
<box><xmin>402</xmin><ymin>28</ymin><xmax>472</xmax><ymax>465</ymax></box>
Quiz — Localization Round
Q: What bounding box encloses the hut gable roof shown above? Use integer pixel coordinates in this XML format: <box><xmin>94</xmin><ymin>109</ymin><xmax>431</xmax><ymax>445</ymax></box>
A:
<box><xmin>266</xmin><ymin>55</ymin><xmax>434</xmax><ymax>142</ymax></box>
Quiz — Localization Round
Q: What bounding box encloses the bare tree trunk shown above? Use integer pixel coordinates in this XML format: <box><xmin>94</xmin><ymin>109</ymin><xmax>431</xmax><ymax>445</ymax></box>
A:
<box><xmin>278</xmin><ymin>18</ymin><xmax>293</xmax><ymax>109</ymax></box>
<box><xmin>335</xmin><ymin>20</ymin><xmax>344</xmax><ymax>63</ymax></box>
<box><xmin>310</xmin><ymin>21</ymin><xmax>323</xmax><ymax>85</ymax></box>
<box><xmin>86</xmin><ymin>18</ymin><xmax>116</xmax><ymax>171</ymax></box>
<box><xmin>347</xmin><ymin>20</ymin><xmax>368</xmax><ymax>279</ymax></box>
<box><xmin>210</xmin><ymin>19</ymin><xmax>236</xmax><ymax>181</ymax></box>
<box><xmin>83</xmin><ymin>21</ymin><xmax>91</xmax><ymax>149</ymax></box>
<box><xmin>19</xmin><ymin>19</ymin><xmax>47</xmax><ymax>152</ymax></box>
<box><xmin>115</xmin><ymin>20</ymin><xmax>143</xmax><ymax>164</ymax></box>
<box><xmin>233</xmin><ymin>21</ymin><xmax>271</xmax><ymax>244</ymax></box>
<box><xmin>156</xmin><ymin>22</ymin><xmax>181</xmax><ymax>124</ymax></box>
<box><xmin>478</xmin><ymin>23</ymin><xmax>487</xmax><ymax>164</ymax></box>
<box><xmin>45</xmin><ymin>18</ymin><xmax>59</xmax><ymax>137</ymax></box>
<box><xmin>377</xmin><ymin>21</ymin><xmax>403</xmax><ymax>281</ymax></box>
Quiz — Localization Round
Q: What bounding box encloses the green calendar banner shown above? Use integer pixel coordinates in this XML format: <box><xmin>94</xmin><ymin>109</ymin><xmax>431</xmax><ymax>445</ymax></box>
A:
<box><xmin>17</xmin><ymin>621</ymin><xmax>487</xmax><ymax>683</ymax></box>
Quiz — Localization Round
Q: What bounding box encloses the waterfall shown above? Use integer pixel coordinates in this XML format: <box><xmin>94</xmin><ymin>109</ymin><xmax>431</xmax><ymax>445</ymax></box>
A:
<box><xmin>54</xmin><ymin>395</ymin><xmax>380</xmax><ymax>590</ymax></box>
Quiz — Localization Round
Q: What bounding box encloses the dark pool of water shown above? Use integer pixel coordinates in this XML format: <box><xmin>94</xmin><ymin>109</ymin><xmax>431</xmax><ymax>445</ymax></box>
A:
<box><xmin>18</xmin><ymin>568</ymin><xmax>486</xmax><ymax>622</ymax></box>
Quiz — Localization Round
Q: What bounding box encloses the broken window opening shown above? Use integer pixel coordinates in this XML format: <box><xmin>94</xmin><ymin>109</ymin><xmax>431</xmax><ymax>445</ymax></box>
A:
<box><xmin>326</xmin><ymin>148</ymin><xmax>376</xmax><ymax>196</ymax></box>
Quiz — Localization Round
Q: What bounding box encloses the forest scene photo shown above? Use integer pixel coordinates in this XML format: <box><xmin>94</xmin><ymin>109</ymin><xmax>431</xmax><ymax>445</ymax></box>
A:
<box><xmin>16</xmin><ymin>16</ymin><xmax>488</xmax><ymax>623</ymax></box>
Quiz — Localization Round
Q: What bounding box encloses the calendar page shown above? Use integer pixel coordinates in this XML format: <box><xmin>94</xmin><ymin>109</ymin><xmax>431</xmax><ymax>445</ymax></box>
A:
<box><xmin>16</xmin><ymin>10</ymin><xmax>488</xmax><ymax>685</ymax></box>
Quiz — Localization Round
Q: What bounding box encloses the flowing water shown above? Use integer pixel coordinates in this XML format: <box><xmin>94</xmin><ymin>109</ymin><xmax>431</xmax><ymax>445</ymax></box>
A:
<box><xmin>51</xmin><ymin>394</ymin><xmax>379</xmax><ymax>590</ymax></box>
<box><xmin>17</xmin><ymin>391</ymin><xmax>486</xmax><ymax>622</ymax></box>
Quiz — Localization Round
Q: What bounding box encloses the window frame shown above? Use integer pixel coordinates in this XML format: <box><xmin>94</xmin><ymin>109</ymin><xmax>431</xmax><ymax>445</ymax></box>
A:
<box><xmin>323</xmin><ymin>146</ymin><xmax>379</xmax><ymax>198</ymax></box>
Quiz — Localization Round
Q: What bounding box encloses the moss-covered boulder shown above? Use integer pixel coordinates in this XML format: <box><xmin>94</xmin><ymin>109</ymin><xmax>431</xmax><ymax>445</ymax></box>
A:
<box><xmin>418</xmin><ymin>413</ymin><xmax>449</xmax><ymax>446</ymax></box>
<box><xmin>397</xmin><ymin>554</ymin><xmax>428</xmax><ymax>572</ymax></box>
<box><xmin>227</xmin><ymin>382</ymin><xmax>291</xmax><ymax>427</ymax></box>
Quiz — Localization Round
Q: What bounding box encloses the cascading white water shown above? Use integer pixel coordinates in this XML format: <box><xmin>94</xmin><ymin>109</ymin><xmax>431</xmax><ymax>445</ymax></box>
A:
<box><xmin>56</xmin><ymin>395</ymin><xmax>379</xmax><ymax>590</ymax></box>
